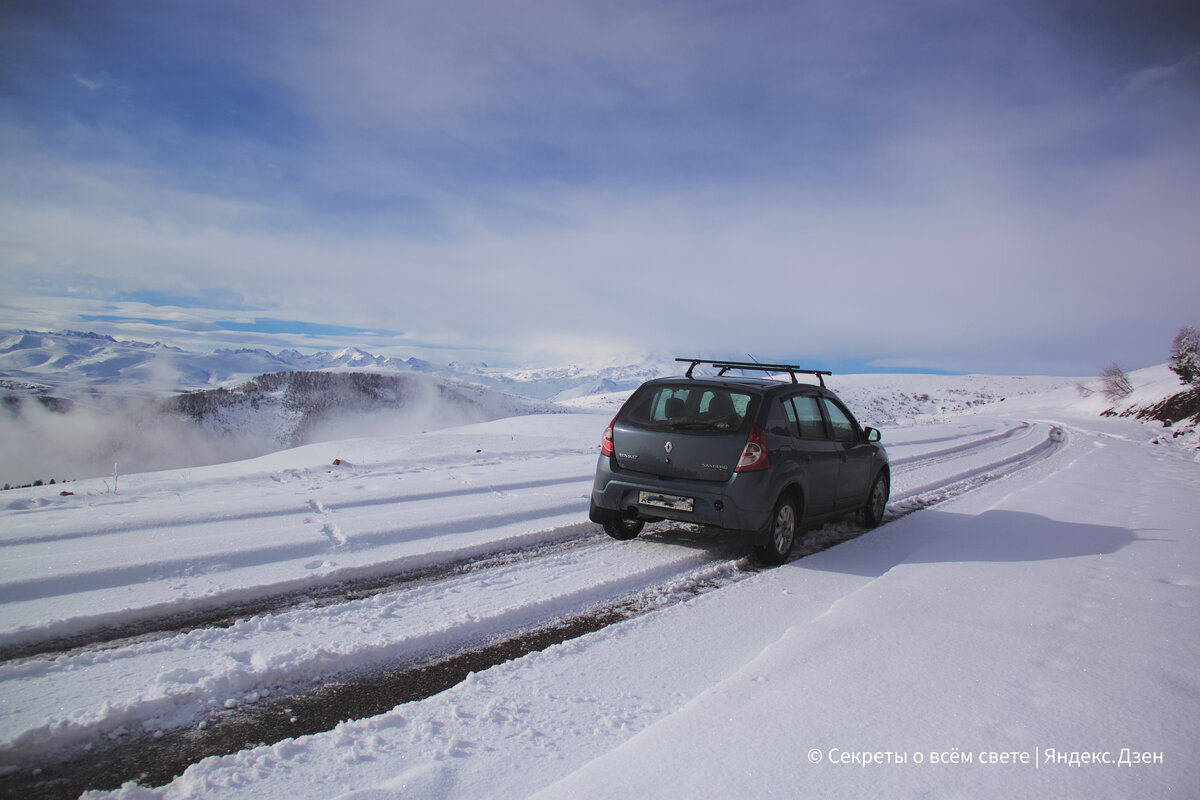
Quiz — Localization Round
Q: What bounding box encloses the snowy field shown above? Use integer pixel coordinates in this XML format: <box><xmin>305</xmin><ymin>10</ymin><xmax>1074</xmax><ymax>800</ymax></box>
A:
<box><xmin>1</xmin><ymin>371</ymin><xmax>1197</xmax><ymax>799</ymax></box>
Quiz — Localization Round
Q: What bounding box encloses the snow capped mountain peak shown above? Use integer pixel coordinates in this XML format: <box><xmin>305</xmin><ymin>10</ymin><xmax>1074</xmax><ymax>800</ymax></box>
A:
<box><xmin>57</xmin><ymin>330</ymin><xmax>119</xmax><ymax>344</ymax></box>
<box><xmin>215</xmin><ymin>347</ymin><xmax>280</xmax><ymax>359</ymax></box>
<box><xmin>0</xmin><ymin>328</ymin><xmax>675</xmax><ymax>400</ymax></box>
<box><xmin>329</xmin><ymin>347</ymin><xmax>385</xmax><ymax>366</ymax></box>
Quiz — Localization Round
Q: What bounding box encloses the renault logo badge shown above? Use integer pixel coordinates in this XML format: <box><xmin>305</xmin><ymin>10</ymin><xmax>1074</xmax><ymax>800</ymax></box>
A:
<box><xmin>664</xmin><ymin>441</ymin><xmax>673</xmax><ymax>454</ymax></box>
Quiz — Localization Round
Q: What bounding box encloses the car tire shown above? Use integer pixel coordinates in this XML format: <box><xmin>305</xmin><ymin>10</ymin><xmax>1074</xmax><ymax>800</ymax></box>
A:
<box><xmin>859</xmin><ymin>471</ymin><xmax>889</xmax><ymax>528</ymax></box>
<box><xmin>601</xmin><ymin>511</ymin><xmax>645</xmax><ymax>541</ymax></box>
<box><xmin>754</xmin><ymin>495</ymin><xmax>798</xmax><ymax>565</ymax></box>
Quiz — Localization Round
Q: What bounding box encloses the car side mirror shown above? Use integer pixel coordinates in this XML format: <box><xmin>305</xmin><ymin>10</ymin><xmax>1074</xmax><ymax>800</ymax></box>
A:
<box><xmin>864</xmin><ymin>427</ymin><xmax>881</xmax><ymax>443</ymax></box>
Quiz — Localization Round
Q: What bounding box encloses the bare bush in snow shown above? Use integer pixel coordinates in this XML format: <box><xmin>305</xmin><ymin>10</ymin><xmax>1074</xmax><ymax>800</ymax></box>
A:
<box><xmin>1100</xmin><ymin>363</ymin><xmax>1134</xmax><ymax>402</ymax></box>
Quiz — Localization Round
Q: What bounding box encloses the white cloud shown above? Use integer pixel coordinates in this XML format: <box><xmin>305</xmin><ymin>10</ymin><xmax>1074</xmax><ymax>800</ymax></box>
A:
<box><xmin>71</xmin><ymin>73</ymin><xmax>103</xmax><ymax>91</ymax></box>
<box><xmin>1119</xmin><ymin>50</ymin><xmax>1200</xmax><ymax>98</ymax></box>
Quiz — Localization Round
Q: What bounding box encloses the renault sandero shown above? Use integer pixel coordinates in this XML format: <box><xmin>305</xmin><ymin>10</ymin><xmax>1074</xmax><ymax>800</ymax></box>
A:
<box><xmin>589</xmin><ymin>359</ymin><xmax>890</xmax><ymax>564</ymax></box>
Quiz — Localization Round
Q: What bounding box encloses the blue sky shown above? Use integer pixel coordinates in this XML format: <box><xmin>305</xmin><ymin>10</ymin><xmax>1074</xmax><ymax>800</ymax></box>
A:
<box><xmin>2</xmin><ymin>0</ymin><xmax>1197</xmax><ymax>374</ymax></box>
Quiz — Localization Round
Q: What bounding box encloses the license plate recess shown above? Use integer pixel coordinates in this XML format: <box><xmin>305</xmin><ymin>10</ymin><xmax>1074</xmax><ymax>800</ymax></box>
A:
<box><xmin>638</xmin><ymin>491</ymin><xmax>695</xmax><ymax>513</ymax></box>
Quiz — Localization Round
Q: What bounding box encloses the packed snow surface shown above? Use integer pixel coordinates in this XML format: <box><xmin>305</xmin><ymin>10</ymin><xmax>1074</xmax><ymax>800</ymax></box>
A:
<box><xmin>0</xmin><ymin>369</ymin><xmax>1196</xmax><ymax>799</ymax></box>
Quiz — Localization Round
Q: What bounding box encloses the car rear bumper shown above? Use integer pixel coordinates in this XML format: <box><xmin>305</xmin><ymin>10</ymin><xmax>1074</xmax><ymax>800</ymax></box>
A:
<box><xmin>590</xmin><ymin>456</ymin><xmax>772</xmax><ymax>533</ymax></box>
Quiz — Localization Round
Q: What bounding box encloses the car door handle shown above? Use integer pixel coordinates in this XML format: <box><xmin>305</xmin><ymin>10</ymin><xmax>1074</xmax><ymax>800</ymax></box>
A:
<box><xmin>839</xmin><ymin>454</ymin><xmax>848</xmax><ymax>463</ymax></box>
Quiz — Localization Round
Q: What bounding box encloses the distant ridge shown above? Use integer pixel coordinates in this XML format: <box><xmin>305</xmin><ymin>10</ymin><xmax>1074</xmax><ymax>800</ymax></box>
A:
<box><xmin>167</xmin><ymin>370</ymin><xmax>557</xmax><ymax>449</ymax></box>
<box><xmin>0</xmin><ymin>329</ymin><xmax>674</xmax><ymax>401</ymax></box>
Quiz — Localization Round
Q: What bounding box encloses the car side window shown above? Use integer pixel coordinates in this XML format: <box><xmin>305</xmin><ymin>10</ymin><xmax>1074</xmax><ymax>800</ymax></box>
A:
<box><xmin>790</xmin><ymin>395</ymin><xmax>828</xmax><ymax>439</ymax></box>
<box><xmin>821</xmin><ymin>398</ymin><xmax>858</xmax><ymax>443</ymax></box>
<box><xmin>767</xmin><ymin>398</ymin><xmax>795</xmax><ymax>437</ymax></box>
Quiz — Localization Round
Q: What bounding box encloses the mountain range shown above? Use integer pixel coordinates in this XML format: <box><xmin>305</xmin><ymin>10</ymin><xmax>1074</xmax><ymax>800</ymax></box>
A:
<box><xmin>0</xmin><ymin>329</ymin><xmax>673</xmax><ymax>401</ymax></box>
<box><xmin>3</xmin><ymin>329</ymin><xmax>1196</xmax><ymax>488</ymax></box>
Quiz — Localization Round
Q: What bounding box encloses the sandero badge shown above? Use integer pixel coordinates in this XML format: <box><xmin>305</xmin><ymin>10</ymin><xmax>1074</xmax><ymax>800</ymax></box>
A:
<box><xmin>589</xmin><ymin>358</ymin><xmax>890</xmax><ymax>564</ymax></box>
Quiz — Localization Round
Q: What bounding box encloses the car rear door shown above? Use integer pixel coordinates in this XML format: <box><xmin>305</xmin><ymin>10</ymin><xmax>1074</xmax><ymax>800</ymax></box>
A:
<box><xmin>820</xmin><ymin>396</ymin><xmax>874</xmax><ymax>508</ymax></box>
<box><xmin>783</xmin><ymin>393</ymin><xmax>841</xmax><ymax>515</ymax></box>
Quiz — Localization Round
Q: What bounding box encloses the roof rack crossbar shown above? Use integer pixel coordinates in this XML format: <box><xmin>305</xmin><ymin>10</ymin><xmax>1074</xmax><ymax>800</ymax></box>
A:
<box><xmin>675</xmin><ymin>358</ymin><xmax>832</xmax><ymax>387</ymax></box>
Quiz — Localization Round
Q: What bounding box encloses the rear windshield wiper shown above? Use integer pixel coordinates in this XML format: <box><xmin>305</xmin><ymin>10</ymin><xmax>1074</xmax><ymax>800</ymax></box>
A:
<box><xmin>669</xmin><ymin>420</ymin><xmax>724</xmax><ymax>430</ymax></box>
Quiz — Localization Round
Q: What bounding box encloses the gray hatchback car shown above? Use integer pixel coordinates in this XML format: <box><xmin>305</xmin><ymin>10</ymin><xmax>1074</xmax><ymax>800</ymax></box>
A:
<box><xmin>589</xmin><ymin>359</ymin><xmax>890</xmax><ymax>564</ymax></box>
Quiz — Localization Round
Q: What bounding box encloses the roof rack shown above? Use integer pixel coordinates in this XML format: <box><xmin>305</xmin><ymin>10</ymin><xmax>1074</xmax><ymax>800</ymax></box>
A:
<box><xmin>676</xmin><ymin>358</ymin><xmax>832</xmax><ymax>387</ymax></box>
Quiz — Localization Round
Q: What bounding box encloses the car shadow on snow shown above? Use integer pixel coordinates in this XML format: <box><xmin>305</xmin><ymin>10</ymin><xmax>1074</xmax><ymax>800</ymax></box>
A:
<box><xmin>636</xmin><ymin>523</ymin><xmax>755</xmax><ymax>560</ymax></box>
<box><xmin>797</xmin><ymin>509</ymin><xmax>1141</xmax><ymax>577</ymax></box>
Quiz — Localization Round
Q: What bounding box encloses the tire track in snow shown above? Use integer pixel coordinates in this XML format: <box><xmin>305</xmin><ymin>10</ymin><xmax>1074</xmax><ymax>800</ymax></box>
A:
<box><xmin>1</xmin><ymin>421</ymin><xmax>1070</xmax><ymax>797</ymax></box>
<box><xmin>1</xmin><ymin>549</ymin><xmax>754</xmax><ymax>799</ymax></box>
<box><xmin>889</xmin><ymin>419</ymin><xmax>1032</xmax><ymax>467</ymax></box>
<box><xmin>0</xmin><ymin>473</ymin><xmax>594</xmax><ymax>549</ymax></box>
<box><xmin>0</xmin><ymin>525</ymin><xmax>603</xmax><ymax>663</ymax></box>
<box><xmin>887</xmin><ymin>423</ymin><xmax>1065</xmax><ymax>516</ymax></box>
<box><xmin>0</xmin><ymin>501</ymin><xmax>589</xmax><ymax>605</ymax></box>
<box><xmin>0</xmin><ymin>421</ymin><xmax>1060</xmax><ymax>662</ymax></box>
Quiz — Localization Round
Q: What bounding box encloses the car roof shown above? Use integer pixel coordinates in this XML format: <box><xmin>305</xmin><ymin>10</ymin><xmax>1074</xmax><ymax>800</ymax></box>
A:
<box><xmin>646</xmin><ymin>374</ymin><xmax>831</xmax><ymax>393</ymax></box>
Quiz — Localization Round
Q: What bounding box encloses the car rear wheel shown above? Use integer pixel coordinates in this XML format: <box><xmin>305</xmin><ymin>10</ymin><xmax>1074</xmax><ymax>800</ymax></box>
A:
<box><xmin>754</xmin><ymin>495</ymin><xmax>797</xmax><ymax>565</ymax></box>
<box><xmin>859</xmin><ymin>472</ymin><xmax>889</xmax><ymax>527</ymax></box>
<box><xmin>601</xmin><ymin>510</ymin><xmax>645</xmax><ymax>541</ymax></box>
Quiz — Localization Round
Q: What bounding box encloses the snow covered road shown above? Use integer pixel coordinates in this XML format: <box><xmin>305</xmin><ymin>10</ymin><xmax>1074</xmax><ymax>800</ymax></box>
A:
<box><xmin>2</xmin><ymin>399</ymin><xmax>1196</xmax><ymax>799</ymax></box>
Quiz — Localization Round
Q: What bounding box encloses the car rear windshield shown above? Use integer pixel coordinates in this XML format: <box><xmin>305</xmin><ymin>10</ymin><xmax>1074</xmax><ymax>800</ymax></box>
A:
<box><xmin>619</xmin><ymin>384</ymin><xmax>756</xmax><ymax>433</ymax></box>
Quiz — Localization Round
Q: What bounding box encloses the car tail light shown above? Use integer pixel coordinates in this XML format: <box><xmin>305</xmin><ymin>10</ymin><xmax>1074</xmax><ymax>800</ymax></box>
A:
<box><xmin>735</xmin><ymin>425</ymin><xmax>772</xmax><ymax>472</ymax></box>
<box><xmin>600</xmin><ymin>415</ymin><xmax>617</xmax><ymax>456</ymax></box>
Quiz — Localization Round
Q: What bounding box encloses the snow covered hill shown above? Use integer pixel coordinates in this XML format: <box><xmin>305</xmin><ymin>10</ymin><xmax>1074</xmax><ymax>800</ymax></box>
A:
<box><xmin>166</xmin><ymin>370</ymin><xmax>559</xmax><ymax>450</ymax></box>
<box><xmin>1</xmin><ymin>331</ymin><xmax>591</xmax><ymax>486</ymax></box>
<box><xmin>0</xmin><ymin>370</ymin><xmax>558</xmax><ymax>487</ymax></box>
<box><xmin>0</xmin><ymin>376</ymin><xmax>1197</xmax><ymax>799</ymax></box>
